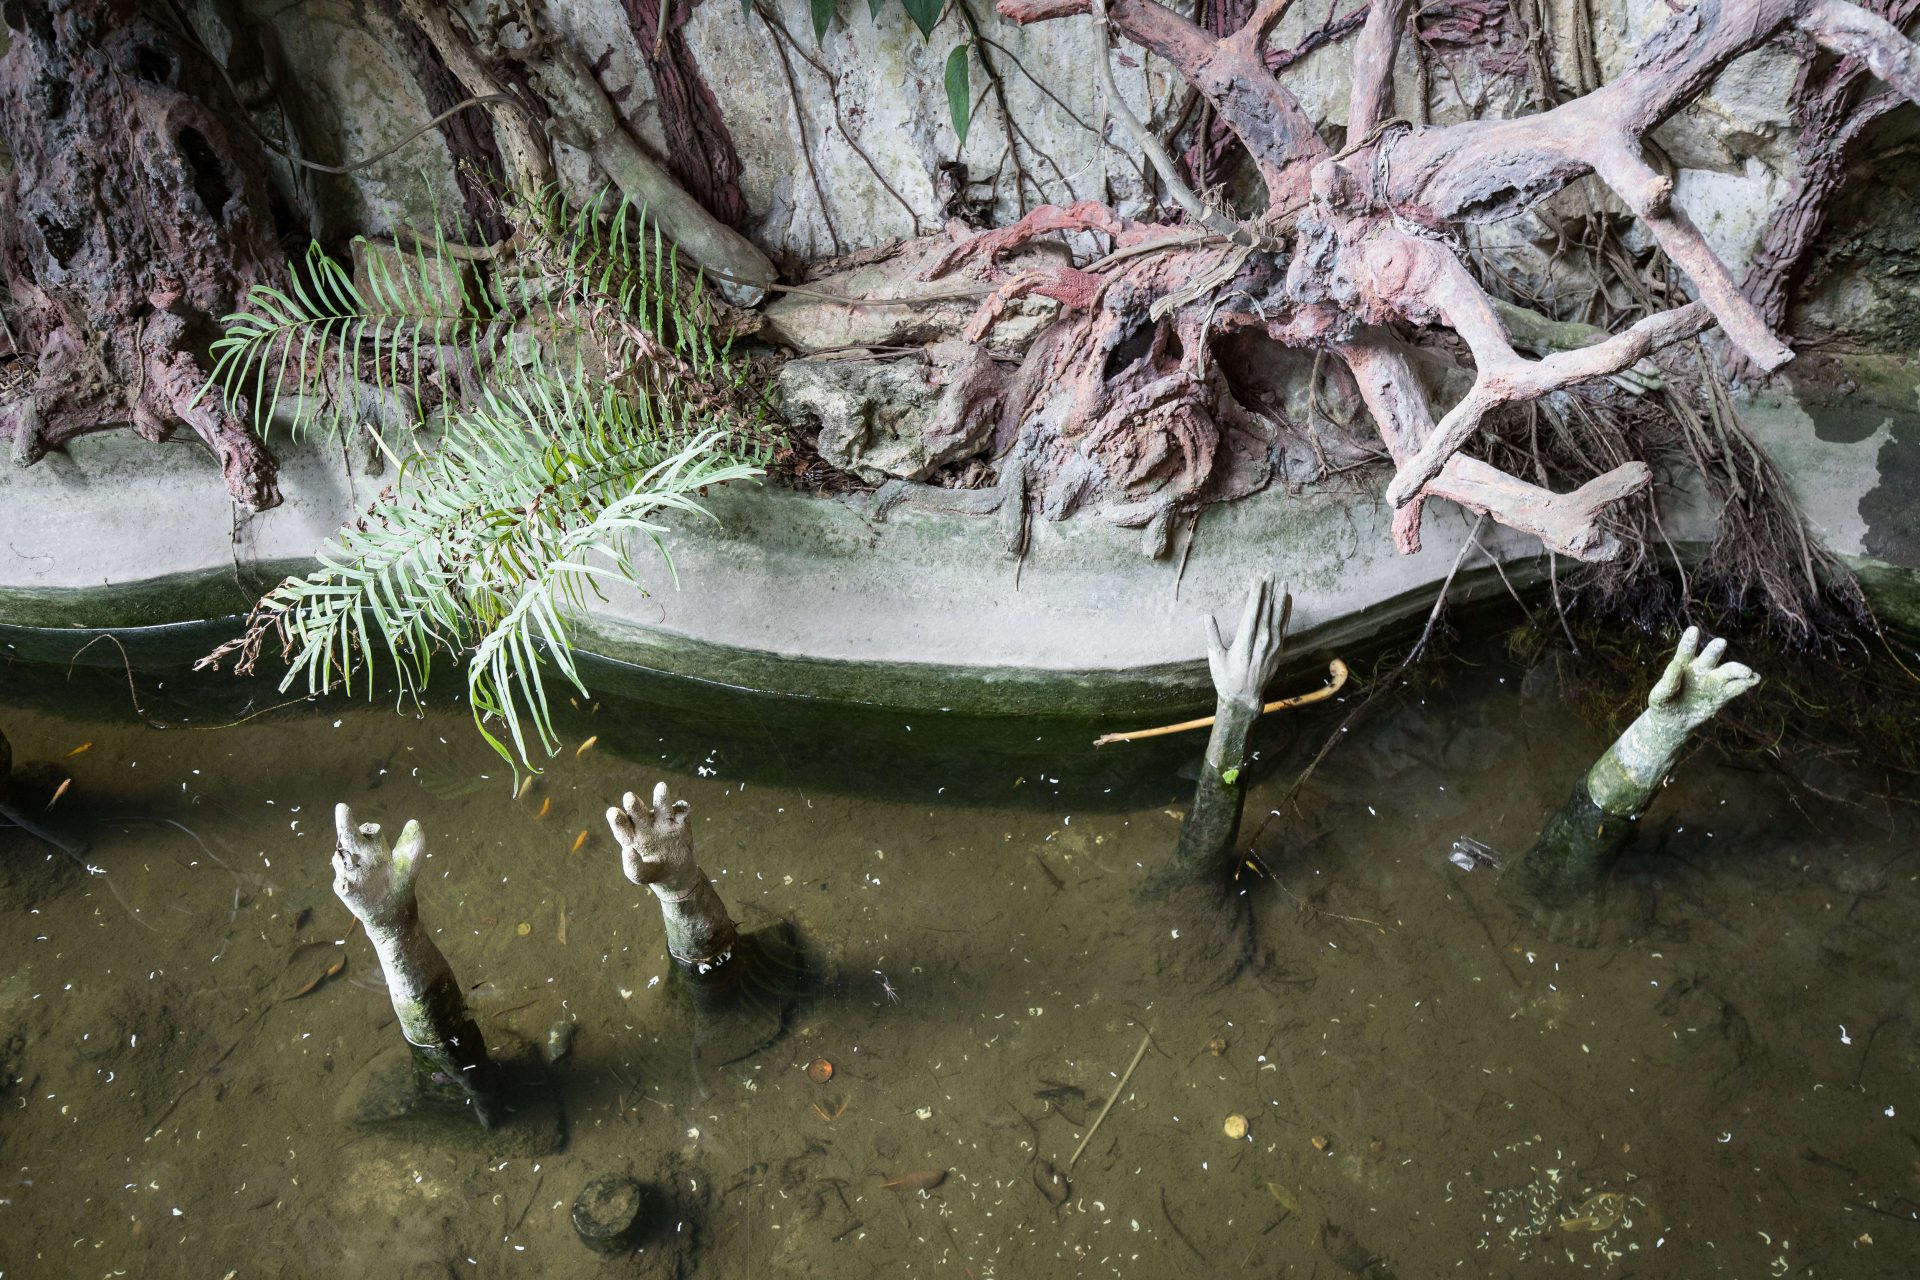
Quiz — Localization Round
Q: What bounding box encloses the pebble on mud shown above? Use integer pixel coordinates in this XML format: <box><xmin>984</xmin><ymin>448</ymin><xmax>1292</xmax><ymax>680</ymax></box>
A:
<box><xmin>1223</xmin><ymin>1114</ymin><xmax>1248</xmax><ymax>1140</ymax></box>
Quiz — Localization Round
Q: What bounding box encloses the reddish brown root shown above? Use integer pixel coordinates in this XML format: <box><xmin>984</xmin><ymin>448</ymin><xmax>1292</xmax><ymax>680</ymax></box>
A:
<box><xmin>0</xmin><ymin>0</ymin><xmax>284</xmax><ymax>508</ymax></box>
<box><xmin>962</xmin><ymin>0</ymin><xmax>1920</xmax><ymax>563</ymax></box>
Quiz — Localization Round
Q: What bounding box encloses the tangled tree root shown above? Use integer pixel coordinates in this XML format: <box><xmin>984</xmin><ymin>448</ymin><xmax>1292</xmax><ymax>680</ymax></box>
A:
<box><xmin>0</xmin><ymin>0</ymin><xmax>285</xmax><ymax>508</ymax></box>
<box><xmin>851</xmin><ymin>0</ymin><xmax>1920</xmax><ymax>576</ymax></box>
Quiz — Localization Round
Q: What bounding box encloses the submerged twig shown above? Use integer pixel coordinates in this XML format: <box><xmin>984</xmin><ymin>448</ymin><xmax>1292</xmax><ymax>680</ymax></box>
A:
<box><xmin>1068</xmin><ymin>1028</ymin><xmax>1152</xmax><ymax>1169</ymax></box>
<box><xmin>1263</xmin><ymin>515</ymin><xmax>1485</xmax><ymax>826</ymax></box>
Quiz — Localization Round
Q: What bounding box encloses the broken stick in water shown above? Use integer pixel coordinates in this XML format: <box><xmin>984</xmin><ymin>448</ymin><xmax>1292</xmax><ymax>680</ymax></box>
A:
<box><xmin>1068</xmin><ymin>1029</ymin><xmax>1153</xmax><ymax>1170</ymax></box>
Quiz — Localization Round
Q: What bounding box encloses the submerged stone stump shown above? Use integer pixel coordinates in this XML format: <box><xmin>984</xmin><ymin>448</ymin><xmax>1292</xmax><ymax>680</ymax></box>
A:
<box><xmin>572</xmin><ymin>1173</ymin><xmax>651</xmax><ymax>1254</ymax></box>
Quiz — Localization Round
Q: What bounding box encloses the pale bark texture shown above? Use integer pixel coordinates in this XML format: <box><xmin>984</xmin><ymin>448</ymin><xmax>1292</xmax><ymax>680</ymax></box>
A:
<box><xmin>1730</xmin><ymin>0</ymin><xmax>1920</xmax><ymax>379</ymax></box>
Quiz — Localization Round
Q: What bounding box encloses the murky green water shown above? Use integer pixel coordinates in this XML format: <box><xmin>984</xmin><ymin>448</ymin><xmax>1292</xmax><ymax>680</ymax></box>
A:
<box><xmin>1</xmin><ymin>642</ymin><xmax>1915</xmax><ymax>1278</ymax></box>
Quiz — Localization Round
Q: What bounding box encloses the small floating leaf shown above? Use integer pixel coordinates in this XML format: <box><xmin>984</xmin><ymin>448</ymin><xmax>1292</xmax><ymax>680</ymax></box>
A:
<box><xmin>65</xmin><ymin>742</ymin><xmax>92</xmax><ymax>758</ymax></box>
<box><xmin>882</xmin><ymin>1168</ymin><xmax>948</xmax><ymax>1193</ymax></box>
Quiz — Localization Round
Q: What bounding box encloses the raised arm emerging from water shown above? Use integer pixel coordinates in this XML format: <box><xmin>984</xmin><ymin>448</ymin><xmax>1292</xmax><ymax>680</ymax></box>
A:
<box><xmin>332</xmin><ymin>803</ymin><xmax>501</xmax><ymax>1125</ymax></box>
<box><xmin>1513</xmin><ymin>627</ymin><xmax>1759</xmax><ymax>905</ymax></box>
<box><xmin>607</xmin><ymin>782</ymin><xmax>739</xmax><ymax>975</ymax></box>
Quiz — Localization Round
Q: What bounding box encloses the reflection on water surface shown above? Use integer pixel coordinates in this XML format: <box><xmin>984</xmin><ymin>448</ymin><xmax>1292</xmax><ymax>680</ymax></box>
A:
<box><xmin>0</xmin><ymin>648</ymin><xmax>1915</xmax><ymax>1278</ymax></box>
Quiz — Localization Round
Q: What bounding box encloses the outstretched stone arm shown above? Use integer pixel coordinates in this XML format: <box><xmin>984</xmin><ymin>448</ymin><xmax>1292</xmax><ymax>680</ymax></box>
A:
<box><xmin>1170</xmin><ymin>576</ymin><xmax>1292</xmax><ymax>877</ymax></box>
<box><xmin>1512</xmin><ymin>628</ymin><xmax>1758</xmax><ymax>905</ymax></box>
<box><xmin>607</xmin><ymin>783</ymin><xmax>739</xmax><ymax>973</ymax></box>
<box><xmin>1585</xmin><ymin>626</ymin><xmax>1760</xmax><ymax>816</ymax></box>
<box><xmin>332</xmin><ymin>804</ymin><xmax>500</xmax><ymax>1122</ymax></box>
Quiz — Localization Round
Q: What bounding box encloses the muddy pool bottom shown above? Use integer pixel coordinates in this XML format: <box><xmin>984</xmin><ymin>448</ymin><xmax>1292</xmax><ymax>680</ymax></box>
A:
<box><xmin>0</xmin><ymin>645</ymin><xmax>1915</xmax><ymax>1279</ymax></box>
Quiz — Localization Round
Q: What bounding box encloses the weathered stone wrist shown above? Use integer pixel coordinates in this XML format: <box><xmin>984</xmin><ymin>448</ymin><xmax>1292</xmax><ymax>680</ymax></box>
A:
<box><xmin>1584</xmin><ymin>716</ymin><xmax>1680</xmax><ymax>816</ymax></box>
<box><xmin>1204</xmin><ymin>698</ymin><xmax>1260</xmax><ymax>773</ymax></box>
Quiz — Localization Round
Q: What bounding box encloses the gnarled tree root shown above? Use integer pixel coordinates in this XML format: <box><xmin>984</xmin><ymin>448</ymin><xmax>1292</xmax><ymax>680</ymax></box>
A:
<box><xmin>0</xmin><ymin>0</ymin><xmax>284</xmax><ymax>509</ymax></box>
<box><xmin>886</xmin><ymin>0</ymin><xmax>1920</xmax><ymax>563</ymax></box>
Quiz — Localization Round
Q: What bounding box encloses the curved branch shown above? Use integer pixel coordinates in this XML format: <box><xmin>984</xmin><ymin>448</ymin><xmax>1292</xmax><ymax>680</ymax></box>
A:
<box><xmin>1337</xmin><ymin>331</ymin><xmax>1650</xmax><ymax>561</ymax></box>
<box><xmin>1089</xmin><ymin>0</ymin><xmax>1252</xmax><ymax>241</ymax></box>
<box><xmin>395</xmin><ymin>0</ymin><xmax>553</xmax><ymax>196</ymax></box>
<box><xmin>505</xmin><ymin>25</ymin><xmax>777</xmax><ymax>299</ymax></box>
<box><xmin>1348</xmin><ymin>0</ymin><xmax>1411</xmax><ymax>136</ymax></box>
<box><xmin>999</xmin><ymin>0</ymin><xmax>1329</xmax><ymax>204</ymax></box>
<box><xmin>1355</xmin><ymin>221</ymin><xmax>1712</xmax><ymax>505</ymax></box>
<box><xmin>1803</xmin><ymin>0</ymin><xmax>1920</xmax><ymax>99</ymax></box>
<box><xmin>1365</xmin><ymin>0</ymin><xmax>1920</xmax><ymax>371</ymax></box>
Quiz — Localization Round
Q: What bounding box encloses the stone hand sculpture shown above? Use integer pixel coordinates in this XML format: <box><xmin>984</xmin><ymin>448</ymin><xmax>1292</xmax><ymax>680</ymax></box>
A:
<box><xmin>1169</xmin><ymin>575</ymin><xmax>1292</xmax><ymax>880</ymax></box>
<box><xmin>1587</xmin><ymin>627</ymin><xmax>1760</xmax><ymax>815</ymax></box>
<box><xmin>1513</xmin><ymin>627</ymin><xmax>1759</xmax><ymax>906</ymax></box>
<box><xmin>332</xmin><ymin>803</ymin><xmax>501</xmax><ymax>1125</ymax></box>
<box><xmin>607</xmin><ymin>783</ymin><xmax>739</xmax><ymax>974</ymax></box>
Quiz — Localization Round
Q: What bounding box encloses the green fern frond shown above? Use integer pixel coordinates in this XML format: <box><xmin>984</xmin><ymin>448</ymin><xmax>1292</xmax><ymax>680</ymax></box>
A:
<box><xmin>210</xmin><ymin>237</ymin><xmax>502</xmax><ymax>454</ymax></box>
<box><xmin>259</xmin><ymin>364</ymin><xmax>759</xmax><ymax>769</ymax></box>
<box><xmin>210</xmin><ymin>184</ymin><xmax>784</xmax><ymax>770</ymax></box>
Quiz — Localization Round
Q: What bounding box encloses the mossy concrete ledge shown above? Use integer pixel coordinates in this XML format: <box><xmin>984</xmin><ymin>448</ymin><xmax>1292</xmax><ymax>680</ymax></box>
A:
<box><xmin>2</xmin><ymin>361</ymin><xmax>1916</xmax><ymax>718</ymax></box>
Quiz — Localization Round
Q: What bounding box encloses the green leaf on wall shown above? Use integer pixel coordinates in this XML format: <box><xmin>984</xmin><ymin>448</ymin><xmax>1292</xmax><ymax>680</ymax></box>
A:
<box><xmin>811</xmin><ymin>0</ymin><xmax>835</xmax><ymax>39</ymax></box>
<box><xmin>901</xmin><ymin>0</ymin><xmax>943</xmax><ymax>38</ymax></box>
<box><xmin>945</xmin><ymin>44</ymin><xmax>971</xmax><ymax>147</ymax></box>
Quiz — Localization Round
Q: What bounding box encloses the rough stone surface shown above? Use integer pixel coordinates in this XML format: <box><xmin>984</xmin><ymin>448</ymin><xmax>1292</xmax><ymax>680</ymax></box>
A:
<box><xmin>778</xmin><ymin>349</ymin><xmax>996</xmax><ymax>482</ymax></box>
<box><xmin>762</xmin><ymin>235</ymin><xmax>1064</xmax><ymax>354</ymax></box>
<box><xmin>3</xmin><ymin>360</ymin><xmax>1915</xmax><ymax>715</ymax></box>
<box><xmin>780</xmin><ymin>357</ymin><xmax>945</xmax><ymax>481</ymax></box>
<box><xmin>236</xmin><ymin>0</ymin><xmax>469</xmax><ymax>240</ymax></box>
